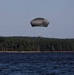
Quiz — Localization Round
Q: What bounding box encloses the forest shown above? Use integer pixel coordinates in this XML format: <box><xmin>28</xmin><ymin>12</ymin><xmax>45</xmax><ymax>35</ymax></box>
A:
<box><xmin>0</xmin><ymin>36</ymin><xmax>74</xmax><ymax>52</ymax></box>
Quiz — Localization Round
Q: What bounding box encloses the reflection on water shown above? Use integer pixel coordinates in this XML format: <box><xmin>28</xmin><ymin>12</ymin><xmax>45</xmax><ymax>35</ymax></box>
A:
<box><xmin>0</xmin><ymin>52</ymin><xmax>74</xmax><ymax>75</ymax></box>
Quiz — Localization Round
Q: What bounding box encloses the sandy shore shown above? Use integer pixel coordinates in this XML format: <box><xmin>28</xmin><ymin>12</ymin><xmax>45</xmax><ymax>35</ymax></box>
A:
<box><xmin>0</xmin><ymin>50</ymin><xmax>74</xmax><ymax>53</ymax></box>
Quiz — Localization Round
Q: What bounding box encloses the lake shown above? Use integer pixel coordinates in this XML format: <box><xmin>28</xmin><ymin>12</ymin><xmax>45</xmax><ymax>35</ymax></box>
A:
<box><xmin>0</xmin><ymin>52</ymin><xmax>74</xmax><ymax>75</ymax></box>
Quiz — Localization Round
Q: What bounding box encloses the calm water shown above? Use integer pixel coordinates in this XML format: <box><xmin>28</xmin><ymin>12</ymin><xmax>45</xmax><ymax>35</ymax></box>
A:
<box><xmin>0</xmin><ymin>52</ymin><xmax>74</xmax><ymax>75</ymax></box>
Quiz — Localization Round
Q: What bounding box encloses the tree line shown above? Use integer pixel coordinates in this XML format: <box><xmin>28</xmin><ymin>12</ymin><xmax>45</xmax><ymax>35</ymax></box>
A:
<box><xmin>0</xmin><ymin>36</ymin><xmax>74</xmax><ymax>51</ymax></box>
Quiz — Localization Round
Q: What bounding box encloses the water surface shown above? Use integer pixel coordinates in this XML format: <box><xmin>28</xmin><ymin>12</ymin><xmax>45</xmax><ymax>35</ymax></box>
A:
<box><xmin>0</xmin><ymin>52</ymin><xmax>74</xmax><ymax>75</ymax></box>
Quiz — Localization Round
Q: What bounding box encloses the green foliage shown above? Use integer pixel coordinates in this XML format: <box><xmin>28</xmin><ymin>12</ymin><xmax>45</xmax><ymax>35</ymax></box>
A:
<box><xmin>0</xmin><ymin>36</ymin><xmax>74</xmax><ymax>51</ymax></box>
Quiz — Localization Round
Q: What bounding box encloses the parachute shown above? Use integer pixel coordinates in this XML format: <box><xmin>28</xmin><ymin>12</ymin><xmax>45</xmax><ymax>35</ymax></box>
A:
<box><xmin>30</xmin><ymin>17</ymin><xmax>49</xmax><ymax>27</ymax></box>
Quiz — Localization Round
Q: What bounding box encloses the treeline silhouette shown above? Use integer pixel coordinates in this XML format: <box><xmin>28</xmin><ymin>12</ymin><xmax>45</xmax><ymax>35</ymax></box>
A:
<box><xmin>0</xmin><ymin>36</ymin><xmax>74</xmax><ymax>51</ymax></box>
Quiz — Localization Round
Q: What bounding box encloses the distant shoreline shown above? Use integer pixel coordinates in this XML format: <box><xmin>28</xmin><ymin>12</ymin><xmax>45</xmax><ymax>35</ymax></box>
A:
<box><xmin>0</xmin><ymin>50</ymin><xmax>74</xmax><ymax>53</ymax></box>
<box><xmin>0</xmin><ymin>37</ymin><xmax>74</xmax><ymax>52</ymax></box>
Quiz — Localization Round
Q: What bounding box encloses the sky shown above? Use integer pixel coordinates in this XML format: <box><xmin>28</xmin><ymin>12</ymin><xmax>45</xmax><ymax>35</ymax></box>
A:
<box><xmin>0</xmin><ymin>0</ymin><xmax>74</xmax><ymax>38</ymax></box>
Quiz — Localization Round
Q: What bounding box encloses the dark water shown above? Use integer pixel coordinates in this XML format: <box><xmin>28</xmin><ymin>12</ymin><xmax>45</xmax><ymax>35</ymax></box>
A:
<box><xmin>0</xmin><ymin>52</ymin><xmax>74</xmax><ymax>75</ymax></box>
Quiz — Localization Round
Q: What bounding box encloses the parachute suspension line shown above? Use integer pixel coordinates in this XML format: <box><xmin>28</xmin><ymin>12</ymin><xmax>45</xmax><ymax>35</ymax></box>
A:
<box><xmin>38</xmin><ymin>33</ymin><xmax>42</xmax><ymax>38</ymax></box>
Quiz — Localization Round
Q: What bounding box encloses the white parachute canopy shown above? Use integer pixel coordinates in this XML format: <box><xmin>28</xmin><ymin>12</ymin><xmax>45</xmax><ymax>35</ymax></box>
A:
<box><xmin>30</xmin><ymin>17</ymin><xmax>49</xmax><ymax>27</ymax></box>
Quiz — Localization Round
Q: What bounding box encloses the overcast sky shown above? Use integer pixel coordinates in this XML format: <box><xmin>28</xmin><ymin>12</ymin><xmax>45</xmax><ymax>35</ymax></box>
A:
<box><xmin>0</xmin><ymin>0</ymin><xmax>74</xmax><ymax>38</ymax></box>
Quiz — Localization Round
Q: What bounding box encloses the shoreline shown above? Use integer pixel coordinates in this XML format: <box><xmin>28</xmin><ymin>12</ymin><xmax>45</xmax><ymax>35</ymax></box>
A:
<box><xmin>0</xmin><ymin>50</ymin><xmax>74</xmax><ymax>53</ymax></box>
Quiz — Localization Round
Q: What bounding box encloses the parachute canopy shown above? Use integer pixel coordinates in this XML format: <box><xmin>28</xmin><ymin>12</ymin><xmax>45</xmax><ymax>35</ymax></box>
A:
<box><xmin>30</xmin><ymin>17</ymin><xmax>49</xmax><ymax>27</ymax></box>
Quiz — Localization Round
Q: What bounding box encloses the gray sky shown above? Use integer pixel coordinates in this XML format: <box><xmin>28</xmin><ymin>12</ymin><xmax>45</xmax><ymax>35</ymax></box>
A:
<box><xmin>0</xmin><ymin>0</ymin><xmax>74</xmax><ymax>38</ymax></box>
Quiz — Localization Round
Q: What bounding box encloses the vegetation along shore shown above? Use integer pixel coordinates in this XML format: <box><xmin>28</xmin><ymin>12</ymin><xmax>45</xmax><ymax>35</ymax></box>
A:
<box><xmin>0</xmin><ymin>36</ymin><xmax>74</xmax><ymax>52</ymax></box>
